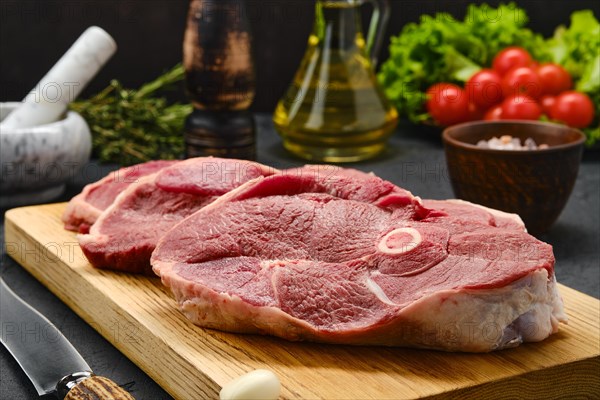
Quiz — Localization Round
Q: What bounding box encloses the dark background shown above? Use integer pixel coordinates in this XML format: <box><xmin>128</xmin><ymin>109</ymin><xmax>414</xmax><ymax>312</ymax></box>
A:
<box><xmin>1</xmin><ymin>0</ymin><xmax>599</xmax><ymax>112</ymax></box>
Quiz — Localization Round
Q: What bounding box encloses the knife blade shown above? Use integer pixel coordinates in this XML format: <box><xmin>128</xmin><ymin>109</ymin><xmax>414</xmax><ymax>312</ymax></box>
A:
<box><xmin>0</xmin><ymin>277</ymin><xmax>135</xmax><ymax>399</ymax></box>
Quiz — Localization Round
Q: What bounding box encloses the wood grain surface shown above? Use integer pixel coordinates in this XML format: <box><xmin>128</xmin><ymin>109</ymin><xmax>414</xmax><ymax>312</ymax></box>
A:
<box><xmin>65</xmin><ymin>376</ymin><xmax>135</xmax><ymax>400</ymax></box>
<box><xmin>4</xmin><ymin>203</ymin><xmax>600</xmax><ymax>399</ymax></box>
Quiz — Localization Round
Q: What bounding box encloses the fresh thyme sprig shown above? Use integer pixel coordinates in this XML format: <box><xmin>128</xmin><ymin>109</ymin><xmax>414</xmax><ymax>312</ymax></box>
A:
<box><xmin>70</xmin><ymin>64</ymin><xmax>192</xmax><ymax>166</ymax></box>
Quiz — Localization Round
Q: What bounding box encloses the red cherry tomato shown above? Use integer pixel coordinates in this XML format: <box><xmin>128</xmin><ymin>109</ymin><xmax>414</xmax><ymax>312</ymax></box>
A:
<box><xmin>426</xmin><ymin>83</ymin><xmax>470</xmax><ymax>126</ymax></box>
<box><xmin>484</xmin><ymin>104</ymin><xmax>503</xmax><ymax>120</ymax></box>
<box><xmin>550</xmin><ymin>91</ymin><xmax>595</xmax><ymax>128</ymax></box>
<box><xmin>540</xmin><ymin>95</ymin><xmax>556</xmax><ymax>116</ymax></box>
<box><xmin>467</xmin><ymin>102</ymin><xmax>485</xmax><ymax>121</ymax></box>
<box><xmin>537</xmin><ymin>63</ymin><xmax>572</xmax><ymax>96</ymax></box>
<box><xmin>492</xmin><ymin>47</ymin><xmax>533</xmax><ymax>77</ymax></box>
<box><xmin>466</xmin><ymin>69</ymin><xmax>503</xmax><ymax>109</ymax></box>
<box><xmin>501</xmin><ymin>95</ymin><xmax>542</xmax><ymax>120</ymax></box>
<box><xmin>502</xmin><ymin>67</ymin><xmax>543</xmax><ymax>99</ymax></box>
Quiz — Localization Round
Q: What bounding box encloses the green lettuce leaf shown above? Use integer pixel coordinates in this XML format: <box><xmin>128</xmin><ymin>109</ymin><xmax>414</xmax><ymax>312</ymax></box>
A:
<box><xmin>549</xmin><ymin>10</ymin><xmax>600</xmax><ymax>80</ymax></box>
<box><xmin>577</xmin><ymin>54</ymin><xmax>600</xmax><ymax>93</ymax></box>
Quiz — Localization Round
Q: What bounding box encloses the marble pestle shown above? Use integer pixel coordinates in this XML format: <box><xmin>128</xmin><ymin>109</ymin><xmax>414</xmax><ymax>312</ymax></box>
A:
<box><xmin>1</xmin><ymin>26</ymin><xmax>117</xmax><ymax>130</ymax></box>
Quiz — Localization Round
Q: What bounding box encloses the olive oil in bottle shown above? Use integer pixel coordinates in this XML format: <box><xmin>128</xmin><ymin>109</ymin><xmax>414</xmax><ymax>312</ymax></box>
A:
<box><xmin>273</xmin><ymin>0</ymin><xmax>397</xmax><ymax>163</ymax></box>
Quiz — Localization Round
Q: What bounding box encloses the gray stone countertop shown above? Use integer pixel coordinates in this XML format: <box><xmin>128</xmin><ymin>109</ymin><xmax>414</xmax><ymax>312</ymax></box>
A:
<box><xmin>1</xmin><ymin>115</ymin><xmax>598</xmax><ymax>399</ymax></box>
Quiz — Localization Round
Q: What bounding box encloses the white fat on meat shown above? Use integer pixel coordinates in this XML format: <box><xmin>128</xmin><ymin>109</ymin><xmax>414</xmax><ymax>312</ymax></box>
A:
<box><xmin>387</xmin><ymin>268</ymin><xmax>567</xmax><ymax>351</ymax></box>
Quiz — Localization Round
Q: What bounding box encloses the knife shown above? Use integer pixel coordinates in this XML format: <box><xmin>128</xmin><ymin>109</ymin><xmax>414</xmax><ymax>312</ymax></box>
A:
<box><xmin>0</xmin><ymin>277</ymin><xmax>135</xmax><ymax>399</ymax></box>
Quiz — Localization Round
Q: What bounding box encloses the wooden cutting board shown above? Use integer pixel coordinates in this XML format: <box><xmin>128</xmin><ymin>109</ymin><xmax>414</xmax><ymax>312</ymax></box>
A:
<box><xmin>4</xmin><ymin>203</ymin><xmax>600</xmax><ymax>399</ymax></box>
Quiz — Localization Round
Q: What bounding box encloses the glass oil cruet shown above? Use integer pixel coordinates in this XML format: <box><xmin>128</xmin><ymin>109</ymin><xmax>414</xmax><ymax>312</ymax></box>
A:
<box><xmin>273</xmin><ymin>0</ymin><xmax>398</xmax><ymax>162</ymax></box>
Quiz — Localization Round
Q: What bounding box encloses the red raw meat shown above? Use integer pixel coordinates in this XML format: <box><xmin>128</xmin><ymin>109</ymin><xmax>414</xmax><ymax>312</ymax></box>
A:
<box><xmin>78</xmin><ymin>157</ymin><xmax>276</xmax><ymax>274</ymax></box>
<box><xmin>62</xmin><ymin>160</ymin><xmax>178</xmax><ymax>233</ymax></box>
<box><xmin>151</xmin><ymin>169</ymin><xmax>566</xmax><ymax>351</ymax></box>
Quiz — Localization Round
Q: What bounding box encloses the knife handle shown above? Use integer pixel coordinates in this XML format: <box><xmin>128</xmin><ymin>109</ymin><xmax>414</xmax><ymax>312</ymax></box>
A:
<box><xmin>59</xmin><ymin>372</ymin><xmax>135</xmax><ymax>400</ymax></box>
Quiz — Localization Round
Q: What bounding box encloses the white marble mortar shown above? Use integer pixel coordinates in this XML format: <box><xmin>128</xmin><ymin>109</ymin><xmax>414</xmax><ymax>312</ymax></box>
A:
<box><xmin>0</xmin><ymin>102</ymin><xmax>92</xmax><ymax>208</ymax></box>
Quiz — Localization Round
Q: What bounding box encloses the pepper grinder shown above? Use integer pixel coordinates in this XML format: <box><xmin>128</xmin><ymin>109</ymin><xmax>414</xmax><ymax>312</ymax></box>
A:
<box><xmin>183</xmin><ymin>0</ymin><xmax>256</xmax><ymax>160</ymax></box>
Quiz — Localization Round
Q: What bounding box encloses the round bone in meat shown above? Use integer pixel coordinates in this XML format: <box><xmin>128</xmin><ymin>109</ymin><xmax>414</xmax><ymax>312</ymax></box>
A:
<box><xmin>378</xmin><ymin>228</ymin><xmax>422</xmax><ymax>255</ymax></box>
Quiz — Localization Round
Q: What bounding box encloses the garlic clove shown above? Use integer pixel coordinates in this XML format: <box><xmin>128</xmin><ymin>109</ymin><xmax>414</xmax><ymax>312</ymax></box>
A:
<box><xmin>219</xmin><ymin>369</ymin><xmax>281</xmax><ymax>400</ymax></box>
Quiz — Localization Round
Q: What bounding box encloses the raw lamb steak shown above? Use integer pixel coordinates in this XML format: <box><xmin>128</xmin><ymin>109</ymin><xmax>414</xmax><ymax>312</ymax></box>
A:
<box><xmin>152</xmin><ymin>169</ymin><xmax>566</xmax><ymax>352</ymax></box>
<box><xmin>62</xmin><ymin>160</ymin><xmax>178</xmax><ymax>233</ymax></box>
<box><xmin>78</xmin><ymin>157</ymin><xmax>276</xmax><ymax>274</ymax></box>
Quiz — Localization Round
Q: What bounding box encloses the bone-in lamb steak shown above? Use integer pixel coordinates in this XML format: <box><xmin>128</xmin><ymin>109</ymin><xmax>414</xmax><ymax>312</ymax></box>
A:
<box><xmin>151</xmin><ymin>167</ymin><xmax>566</xmax><ymax>352</ymax></box>
<box><xmin>78</xmin><ymin>157</ymin><xmax>276</xmax><ymax>274</ymax></box>
<box><xmin>62</xmin><ymin>160</ymin><xmax>178</xmax><ymax>233</ymax></box>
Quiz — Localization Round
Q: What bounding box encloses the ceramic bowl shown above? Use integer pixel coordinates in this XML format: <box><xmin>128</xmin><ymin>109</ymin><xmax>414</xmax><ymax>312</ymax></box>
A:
<box><xmin>442</xmin><ymin>120</ymin><xmax>585</xmax><ymax>234</ymax></box>
<box><xmin>0</xmin><ymin>102</ymin><xmax>92</xmax><ymax>208</ymax></box>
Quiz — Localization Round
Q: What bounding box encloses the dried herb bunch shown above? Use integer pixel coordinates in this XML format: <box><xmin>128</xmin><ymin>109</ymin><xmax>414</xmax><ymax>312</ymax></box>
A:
<box><xmin>70</xmin><ymin>64</ymin><xmax>192</xmax><ymax>166</ymax></box>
